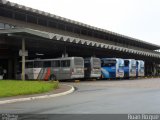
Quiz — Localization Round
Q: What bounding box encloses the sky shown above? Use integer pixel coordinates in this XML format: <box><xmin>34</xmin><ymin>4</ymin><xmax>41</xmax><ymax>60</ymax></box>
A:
<box><xmin>8</xmin><ymin>0</ymin><xmax>160</xmax><ymax>46</ymax></box>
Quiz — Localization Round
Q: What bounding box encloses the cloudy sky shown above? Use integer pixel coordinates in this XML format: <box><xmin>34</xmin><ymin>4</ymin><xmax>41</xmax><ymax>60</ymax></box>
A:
<box><xmin>8</xmin><ymin>0</ymin><xmax>160</xmax><ymax>46</ymax></box>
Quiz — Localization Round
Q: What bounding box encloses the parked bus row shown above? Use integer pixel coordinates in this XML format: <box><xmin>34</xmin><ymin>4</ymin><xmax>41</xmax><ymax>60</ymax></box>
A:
<box><xmin>20</xmin><ymin>57</ymin><xmax>144</xmax><ymax>80</ymax></box>
<box><xmin>101</xmin><ymin>58</ymin><xmax>144</xmax><ymax>79</ymax></box>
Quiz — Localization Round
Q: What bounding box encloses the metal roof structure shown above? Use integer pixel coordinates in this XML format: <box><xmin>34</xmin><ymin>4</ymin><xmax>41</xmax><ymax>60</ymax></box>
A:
<box><xmin>0</xmin><ymin>0</ymin><xmax>160</xmax><ymax>50</ymax></box>
<box><xmin>0</xmin><ymin>28</ymin><xmax>160</xmax><ymax>58</ymax></box>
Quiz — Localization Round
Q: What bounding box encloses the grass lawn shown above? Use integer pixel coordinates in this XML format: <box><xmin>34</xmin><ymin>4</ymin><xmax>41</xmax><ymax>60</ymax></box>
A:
<box><xmin>0</xmin><ymin>80</ymin><xmax>59</xmax><ymax>98</ymax></box>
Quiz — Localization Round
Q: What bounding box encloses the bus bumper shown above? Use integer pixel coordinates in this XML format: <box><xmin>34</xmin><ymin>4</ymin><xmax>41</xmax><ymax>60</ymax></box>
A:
<box><xmin>71</xmin><ymin>75</ymin><xmax>84</xmax><ymax>79</ymax></box>
<box><xmin>90</xmin><ymin>74</ymin><xmax>101</xmax><ymax>78</ymax></box>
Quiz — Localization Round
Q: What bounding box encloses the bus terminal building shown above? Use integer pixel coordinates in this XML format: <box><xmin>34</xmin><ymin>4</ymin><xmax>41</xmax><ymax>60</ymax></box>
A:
<box><xmin>0</xmin><ymin>0</ymin><xmax>160</xmax><ymax>79</ymax></box>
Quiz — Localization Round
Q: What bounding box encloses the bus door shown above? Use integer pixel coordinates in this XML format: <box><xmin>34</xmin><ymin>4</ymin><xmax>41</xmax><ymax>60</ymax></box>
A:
<box><xmin>124</xmin><ymin>60</ymin><xmax>129</xmax><ymax>78</ymax></box>
<box><xmin>72</xmin><ymin>58</ymin><xmax>84</xmax><ymax>78</ymax></box>
<box><xmin>136</xmin><ymin>61</ymin><xmax>139</xmax><ymax>77</ymax></box>
<box><xmin>140</xmin><ymin>61</ymin><xmax>145</xmax><ymax>76</ymax></box>
<box><xmin>52</xmin><ymin>60</ymin><xmax>61</xmax><ymax>80</ymax></box>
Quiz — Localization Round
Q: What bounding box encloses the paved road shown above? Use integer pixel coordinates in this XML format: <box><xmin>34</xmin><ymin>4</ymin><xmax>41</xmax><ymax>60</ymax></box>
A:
<box><xmin>0</xmin><ymin>78</ymin><xmax>160</xmax><ymax>114</ymax></box>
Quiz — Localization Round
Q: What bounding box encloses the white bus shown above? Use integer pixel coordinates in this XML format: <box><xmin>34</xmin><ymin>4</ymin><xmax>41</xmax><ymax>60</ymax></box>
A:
<box><xmin>24</xmin><ymin>57</ymin><xmax>84</xmax><ymax>80</ymax></box>
<box><xmin>84</xmin><ymin>57</ymin><xmax>101</xmax><ymax>78</ymax></box>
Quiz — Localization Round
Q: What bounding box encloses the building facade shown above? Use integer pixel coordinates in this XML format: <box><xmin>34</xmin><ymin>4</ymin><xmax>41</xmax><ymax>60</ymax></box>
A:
<box><xmin>0</xmin><ymin>0</ymin><xmax>160</xmax><ymax>79</ymax></box>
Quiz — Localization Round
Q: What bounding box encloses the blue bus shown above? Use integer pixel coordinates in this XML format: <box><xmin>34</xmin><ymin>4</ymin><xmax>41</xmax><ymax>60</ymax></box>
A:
<box><xmin>124</xmin><ymin>59</ymin><xmax>136</xmax><ymax>78</ymax></box>
<box><xmin>136</xmin><ymin>60</ymin><xmax>145</xmax><ymax>77</ymax></box>
<box><xmin>101</xmin><ymin>58</ymin><xmax>124</xmax><ymax>79</ymax></box>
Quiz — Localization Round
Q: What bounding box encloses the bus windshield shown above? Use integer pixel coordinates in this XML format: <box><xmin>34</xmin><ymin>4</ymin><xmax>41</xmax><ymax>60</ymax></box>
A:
<box><xmin>131</xmin><ymin>60</ymin><xmax>136</xmax><ymax>69</ymax></box>
<box><xmin>140</xmin><ymin>61</ymin><xmax>144</xmax><ymax>68</ymax></box>
<box><xmin>34</xmin><ymin>61</ymin><xmax>43</xmax><ymax>68</ymax></box>
<box><xmin>118</xmin><ymin>59</ymin><xmax>124</xmax><ymax>67</ymax></box>
<box><xmin>74</xmin><ymin>58</ymin><xmax>83</xmax><ymax>67</ymax></box>
<box><xmin>93</xmin><ymin>59</ymin><xmax>101</xmax><ymax>68</ymax></box>
<box><xmin>131</xmin><ymin>60</ymin><xmax>136</xmax><ymax>66</ymax></box>
<box><xmin>26</xmin><ymin>62</ymin><xmax>34</xmax><ymax>68</ymax></box>
<box><xmin>101</xmin><ymin>60</ymin><xmax>116</xmax><ymax>67</ymax></box>
<box><xmin>140</xmin><ymin>62</ymin><xmax>144</xmax><ymax>72</ymax></box>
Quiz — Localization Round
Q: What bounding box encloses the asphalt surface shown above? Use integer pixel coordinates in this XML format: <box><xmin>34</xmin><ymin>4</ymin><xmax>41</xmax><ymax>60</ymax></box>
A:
<box><xmin>0</xmin><ymin>78</ymin><xmax>160</xmax><ymax>114</ymax></box>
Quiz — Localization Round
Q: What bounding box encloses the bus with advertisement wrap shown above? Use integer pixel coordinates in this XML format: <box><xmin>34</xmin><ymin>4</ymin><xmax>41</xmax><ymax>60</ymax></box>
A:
<box><xmin>24</xmin><ymin>57</ymin><xmax>84</xmax><ymax>80</ymax></box>
<box><xmin>101</xmin><ymin>58</ymin><xmax>124</xmax><ymax>79</ymax></box>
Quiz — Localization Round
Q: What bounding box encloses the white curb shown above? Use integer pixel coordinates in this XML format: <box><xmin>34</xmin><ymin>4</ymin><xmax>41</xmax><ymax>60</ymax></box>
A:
<box><xmin>0</xmin><ymin>84</ymin><xmax>74</xmax><ymax>105</ymax></box>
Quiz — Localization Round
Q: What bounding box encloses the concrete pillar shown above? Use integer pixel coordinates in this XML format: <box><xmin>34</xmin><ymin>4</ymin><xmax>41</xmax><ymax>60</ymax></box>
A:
<box><xmin>8</xmin><ymin>59</ymin><xmax>12</xmax><ymax>79</ymax></box>
<box><xmin>154</xmin><ymin>67</ymin><xmax>156</xmax><ymax>76</ymax></box>
<box><xmin>152</xmin><ymin>64</ymin><xmax>154</xmax><ymax>76</ymax></box>
<box><xmin>153</xmin><ymin>63</ymin><xmax>156</xmax><ymax>76</ymax></box>
<box><xmin>155</xmin><ymin>64</ymin><xmax>159</xmax><ymax>76</ymax></box>
<box><xmin>158</xmin><ymin>64</ymin><xmax>160</xmax><ymax>76</ymax></box>
<box><xmin>21</xmin><ymin>38</ymin><xmax>25</xmax><ymax>80</ymax></box>
<box><xmin>13</xmin><ymin>55</ymin><xmax>18</xmax><ymax>79</ymax></box>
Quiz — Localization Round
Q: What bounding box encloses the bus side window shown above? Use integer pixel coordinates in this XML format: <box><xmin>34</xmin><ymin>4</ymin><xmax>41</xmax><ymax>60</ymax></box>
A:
<box><xmin>52</xmin><ymin>60</ymin><xmax>60</xmax><ymax>67</ymax></box>
<box><xmin>34</xmin><ymin>61</ymin><xmax>43</xmax><ymax>68</ymax></box>
<box><xmin>44</xmin><ymin>61</ymin><xmax>51</xmax><ymax>67</ymax></box>
<box><xmin>61</xmin><ymin>60</ymin><xmax>70</xmax><ymax>67</ymax></box>
<box><xmin>26</xmin><ymin>62</ymin><xmax>33</xmax><ymax>68</ymax></box>
<box><xmin>66</xmin><ymin>60</ymin><xmax>70</xmax><ymax>67</ymax></box>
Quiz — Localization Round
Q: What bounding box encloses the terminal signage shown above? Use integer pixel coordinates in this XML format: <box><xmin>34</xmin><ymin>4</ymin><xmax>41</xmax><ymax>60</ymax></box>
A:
<box><xmin>19</xmin><ymin>50</ymin><xmax>28</xmax><ymax>56</ymax></box>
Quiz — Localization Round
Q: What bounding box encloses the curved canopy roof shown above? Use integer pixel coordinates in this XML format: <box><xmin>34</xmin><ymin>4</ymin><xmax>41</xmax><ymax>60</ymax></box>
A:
<box><xmin>0</xmin><ymin>28</ymin><xmax>160</xmax><ymax>58</ymax></box>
